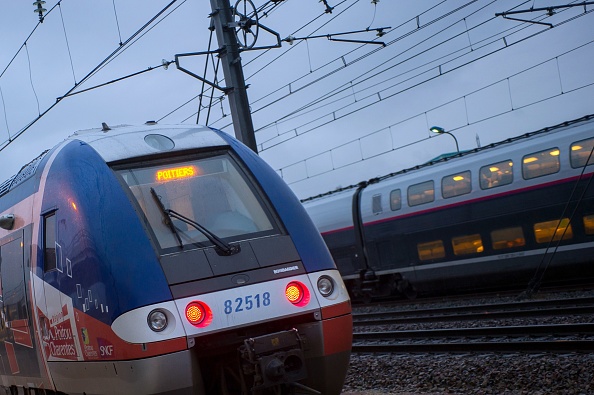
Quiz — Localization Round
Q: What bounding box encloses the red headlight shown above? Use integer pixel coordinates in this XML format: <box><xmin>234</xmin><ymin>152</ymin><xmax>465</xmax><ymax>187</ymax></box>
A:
<box><xmin>285</xmin><ymin>281</ymin><xmax>310</xmax><ymax>307</ymax></box>
<box><xmin>185</xmin><ymin>301</ymin><xmax>212</xmax><ymax>327</ymax></box>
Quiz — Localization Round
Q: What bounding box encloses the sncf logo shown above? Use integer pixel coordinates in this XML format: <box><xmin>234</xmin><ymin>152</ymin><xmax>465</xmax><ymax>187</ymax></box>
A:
<box><xmin>97</xmin><ymin>338</ymin><xmax>115</xmax><ymax>357</ymax></box>
<box><xmin>100</xmin><ymin>345</ymin><xmax>114</xmax><ymax>357</ymax></box>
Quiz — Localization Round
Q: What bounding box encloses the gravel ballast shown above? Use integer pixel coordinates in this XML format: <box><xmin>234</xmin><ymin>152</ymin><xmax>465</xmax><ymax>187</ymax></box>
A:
<box><xmin>342</xmin><ymin>353</ymin><xmax>594</xmax><ymax>394</ymax></box>
<box><xmin>342</xmin><ymin>289</ymin><xmax>594</xmax><ymax>394</ymax></box>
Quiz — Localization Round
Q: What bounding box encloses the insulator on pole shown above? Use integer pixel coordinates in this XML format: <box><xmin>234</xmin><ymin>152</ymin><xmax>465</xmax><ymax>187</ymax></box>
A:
<box><xmin>33</xmin><ymin>1</ymin><xmax>47</xmax><ymax>22</ymax></box>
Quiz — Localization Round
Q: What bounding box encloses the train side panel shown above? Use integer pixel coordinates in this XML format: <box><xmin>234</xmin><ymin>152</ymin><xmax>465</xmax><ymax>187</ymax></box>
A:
<box><xmin>305</xmin><ymin>115</ymin><xmax>594</xmax><ymax>299</ymax></box>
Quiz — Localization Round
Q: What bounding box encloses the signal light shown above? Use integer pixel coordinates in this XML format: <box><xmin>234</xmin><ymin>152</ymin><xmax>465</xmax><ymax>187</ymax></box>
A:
<box><xmin>185</xmin><ymin>301</ymin><xmax>212</xmax><ymax>327</ymax></box>
<box><xmin>285</xmin><ymin>281</ymin><xmax>310</xmax><ymax>307</ymax></box>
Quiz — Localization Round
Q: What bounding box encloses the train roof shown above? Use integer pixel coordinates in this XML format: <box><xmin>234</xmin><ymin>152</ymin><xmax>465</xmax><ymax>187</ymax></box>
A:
<box><xmin>301</xmin><ymin>113</ymin><xmax>594</xmax><ymax>203</ymax></box>
<box><xmin>0</xmin><ymin>123</ymin><xmax>229</xmax><ymax>200</ymax></box>
<box><xmin>69</xmin><ymin>123</ymin><xmax>228</xmax><ymax>163</ymax></box>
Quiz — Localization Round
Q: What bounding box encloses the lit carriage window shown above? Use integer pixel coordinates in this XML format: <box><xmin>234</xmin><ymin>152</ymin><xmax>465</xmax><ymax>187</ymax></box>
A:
<box><xmin>583</xmin><ymin>215</ymin><xmax>594</xmax><ymax>235</ymax></box>
<box><xmin>43</xmin><ymin>213</ymin><xmax>57</xmax><ymax>272</ymax></box>
<box><xmin>372</xmin><ymin>194</ymin><xmax>382</xmax><ymax>215</ymax></box>
<box><xmin>417</xmin><ymin>240</ymin><xmax>445</xmax><ymax>261</ymax></box>
<box><xmin>390</xmin><ymin>189</ymin><xmax>401</xmax><ymax>211</ymax></box>
<box><xmin>442</xmin><ymin>171</ymin><xmax>471</xmax><ymax>198</ymax></box>
<box><xmin>533</xmin><ymin>218</ymin><xmax>573</xmax><ymax>244</ymax></box>
<box><xmin>479</xmin><ymin>160</ymin><xmax>513</xmax><ymax>189</ymax></box>
<box><xmin>452</xmin><ymin>234</ymin><xmax>484</xmax><ymax>256</ymax></box>
<box><xmin>491</xmin><ymin>227</ymin><xmax>526</xmax><ymax>250</ymax></box>
<box><xmin>570</xmin><ymin>138</ymin><xmax>594</xmax><ymax>168</ymax></box>
<box><xmin>522</xmin><ymin>148</ymin><xmax>560</xmax><ymax>180</ymax></box>
<box><xmin>408</xmin><ymin>180</ymin><xmax>434</xmax><ymax>207</ymax></box>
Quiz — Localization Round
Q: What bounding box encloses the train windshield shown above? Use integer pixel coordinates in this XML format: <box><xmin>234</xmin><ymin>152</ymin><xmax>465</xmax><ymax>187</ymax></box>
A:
<box><xmin>116</xmin><ymin>153</ymin><xmax>275</xmax><ymax>250</ymax></box>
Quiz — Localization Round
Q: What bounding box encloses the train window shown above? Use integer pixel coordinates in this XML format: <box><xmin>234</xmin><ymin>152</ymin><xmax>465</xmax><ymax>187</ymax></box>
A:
<box><xmin>372</xmin><ymin>194</ymin><xmax>382</xmax><ymax>215</ymax></box>
<box><xmin>452</xmin><ymin>234</ymin><xmax>484</xmax><ymax>255</ymax></box>
<box><xmin>43</xmin><ymin>213</ymin><xmax>57</xmax><ymax>272</ymax></box>
<box><xmin>390</xmin><ymin>189</ymin><xmax>401</xmax><ymax>211</ymax></box>
<box><xmin>442</xmin><ymin>171</ymin><xmax>471</xmax><ymax>198</ymax></box>
<box><xmin>522</xmin><ymin>148</ymin><xmax>560</xmax><ymax>180</ymax></box>
<box><xmin>407</xmin><ymin>180</ymin><xmax>434</xmax><ymax>207</ymax></box>
<box><xmin>583</xmin><ymin>215</ymin><xmax>594</xmax><ymax>235</ymax></box>
<box><xmin>570</xmin><ymin>138</ymin><xmax>594</xmax><ymax>168</ymax></box>
<box><xmin>491</xmin><ymin>227</ymin><xmax>525</xmax><ymax>250</ymax></box>
<box><xmin>533</xmin><ymin>218</ymin><xmax>573</xmax><ymax>243</ymax></box>
<box><xmin>480</xmin><ymin>160</ymin><xmax>513</xmax><ymax>189</ymax></box>
<box><xmin>417</xmin><ymin>240</ymin><xmax>445</xmax><ymax>261</ymax></box>
<box><xmin>1</xmin><ymin>238</ymin><xmax>28</xmax><ymax>324</ymax></box>
<box><xmin>116</xmin><ymin>153</ymin><xmax>276</xmax><ymax>251</ymax></box>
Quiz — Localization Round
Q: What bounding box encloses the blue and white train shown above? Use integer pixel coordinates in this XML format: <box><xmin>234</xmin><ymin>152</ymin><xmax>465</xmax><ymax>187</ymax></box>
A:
<box><xmin>0</xmin><ymin>123</ymin><xmax>352</xmax><ymax>394</ymax></box>
<box><xmin>303</xmin><ymin>114</ymin><xmax>594</xmax><ymax>300</ymax></box>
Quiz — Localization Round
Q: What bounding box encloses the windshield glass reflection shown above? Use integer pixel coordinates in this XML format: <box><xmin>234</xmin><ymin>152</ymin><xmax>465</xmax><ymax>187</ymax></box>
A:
<box><xmin>116</xmin><ymin>154</ymin><xmax>275</xmax><ymax>250</ymax></box>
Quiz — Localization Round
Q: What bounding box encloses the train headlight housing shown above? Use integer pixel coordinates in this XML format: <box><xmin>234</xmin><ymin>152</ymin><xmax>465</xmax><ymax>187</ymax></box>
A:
<box><xmin>285</xmin><ymin>281</ymin><xmax>310</xmax><ymax>307</ymax></box>
<box><xmin>147</xmin><ymin>309</ymin><xmax>168</xmax><ymax>332</ymax></box>
<box><xmin>185</xmin><ymin>301</ymin><xmax>213</xmax><ymax>327</ymax></box>
<box><xmin>317</xmin><ymin>275</ymin><xmax>334</xmax><ymax>297</ymax></box>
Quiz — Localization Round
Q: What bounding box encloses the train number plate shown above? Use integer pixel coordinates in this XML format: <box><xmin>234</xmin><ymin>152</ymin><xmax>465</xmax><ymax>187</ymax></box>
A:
<box><xmin>223</xmin><ymin>292</ymin><xmax>271</xmax><ymax>315</ymax></box>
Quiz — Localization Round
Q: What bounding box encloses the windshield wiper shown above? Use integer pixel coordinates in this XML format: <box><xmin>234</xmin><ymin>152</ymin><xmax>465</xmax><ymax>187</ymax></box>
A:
<box><xmin>150</xmin><ymin>188</ymin><xmax>240</xmax><ymax>256</ymax></box>
<box><xmin>151</xmin><ymin>188</ymin><xmax>184</xmax><ymax>249</ymax></box>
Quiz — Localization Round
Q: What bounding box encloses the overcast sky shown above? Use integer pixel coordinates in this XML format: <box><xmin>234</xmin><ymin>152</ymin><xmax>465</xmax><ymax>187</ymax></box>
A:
<box><xmin>1</xmin><ymin>0</ymin><xmax>593</xmax><ymax>199</ymax></box>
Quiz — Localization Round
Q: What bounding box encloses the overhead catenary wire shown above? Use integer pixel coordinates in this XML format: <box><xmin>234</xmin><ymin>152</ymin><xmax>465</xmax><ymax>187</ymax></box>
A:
<box><xmin>0</xmin><ymin>0</ymin><xmax>183</xmax><ymax>153</ymax></box>
<box><xmin>112</xmin><ymin>0</ymin><xmax>124</xmax><ymax>46</ymax></box>
<box><xmin>249</xmin><ymin>0</ymin><xmax>545</xmax><ymax>134</ymax></box>
<box><xmin>0</xmin><ymin>1</ymin><xmax>62</xmax><ymax>81</ymax></box>
<box><xmin>281</xmin><ymin>38</ymin><xmax>594</xmax><ymax>189</ymax></box>
<box><xmin>0</xmin><ymin>86</ymin><xmax>9</xmax><ymax>138</ymax></box>
<box><xmin>57</xmin><ymin>61</ymin><xmax>174</xmax><ymax>100</ymax></box>
<box><xmin>24</xmin><ymin>43</ymin><xmax>41</xmax><ymax>116</ymax></box>
<box><xmin>254</xmin><ymin>1</ymin><xmax>540</xmax><ymax>137</ymax></box>
<box><xmin>253</xmin><ymin>2</ymin><xmax>590</xmax><ymax>150</ymax></box>
<box><xmin>247</xmin><ymin>0</ymin><xmax>465</xmax><ymax>110</ymax></box>
<box><xmin>159</xmin><ymin>0</ymin><xmax>359</xmax><ymax>125</ymax></box>
<box><xmin>253</xmin><ymin>0</ymin><xmax>498</xmax><ymax>135</ymax></box>
<box><xmin>58</xmin><ymin>2</ymin><xmax>77</xmax><ymax>84</ymax></box>
<box><xmin>208</xmin><ymin>0</ymin><xmax>471</xmax><ymax>130</ymax></box>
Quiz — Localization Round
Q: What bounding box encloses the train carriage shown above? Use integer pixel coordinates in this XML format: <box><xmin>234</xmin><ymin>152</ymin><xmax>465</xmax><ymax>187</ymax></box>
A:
<box><xmin>303</xmin><ymin>114</ymin><xmax>594</xmax><ymax>300</ymax></box>
<box><xmin>0</xmin><ymin>123</ymin><xmax>352</xmax><ymax>394</ymax></box>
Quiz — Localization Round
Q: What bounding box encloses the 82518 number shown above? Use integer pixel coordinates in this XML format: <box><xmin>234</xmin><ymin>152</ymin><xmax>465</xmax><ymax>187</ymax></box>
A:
<box><xmin>224</xmin><ymin>292</ymin><xmax>271</xmax><ymax>314</ymax></box>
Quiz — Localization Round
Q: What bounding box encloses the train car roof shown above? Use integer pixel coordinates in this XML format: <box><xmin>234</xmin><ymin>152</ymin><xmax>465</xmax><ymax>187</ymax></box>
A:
<box><xmin>0</xmin><ymin>123</ymin><xmax>230</xmax><ymax>202</ymax></box>
<box><xmin>302</xmin><ymin>113</ymin><xmax>594</xmax><ymax>203</ymax></box>
<box><xmin>68</xmin><ymin>123</ymin><xmax>229</xmax><ymax>163</ymax></box>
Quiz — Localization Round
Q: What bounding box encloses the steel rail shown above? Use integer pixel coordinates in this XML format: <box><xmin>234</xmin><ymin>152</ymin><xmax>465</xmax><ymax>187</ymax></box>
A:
<box><xmin>352</xmin><ymin>340</ymin><xmax>594</xmax><ymax>354</ymax></box>
<box><xmin>353</xmin><ymin>297</ymin><xmax>594</xmax><ymax>320</ymax></box>
<box><xmin>353</xmin><ymin>323</ymin><xmax>594</xmax><ymax>340</ymax></box>
<box><xmin>353</xmin><ymin>306</ymin><xmax>594</xmax><ymax>326</ymax></box>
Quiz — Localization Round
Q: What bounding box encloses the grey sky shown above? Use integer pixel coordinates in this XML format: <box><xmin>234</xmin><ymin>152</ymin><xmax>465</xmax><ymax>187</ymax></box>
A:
<box><xmin>1</xmin><ymin>0</ymin><xmax>593</xmax><ymax>199</ymax></box>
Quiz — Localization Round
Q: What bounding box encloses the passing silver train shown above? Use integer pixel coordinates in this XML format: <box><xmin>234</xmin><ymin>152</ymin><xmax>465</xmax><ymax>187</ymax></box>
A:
<box><xmin>0</xmin><ymin>123</ymin><xmax>352</xmax><ymax>394</ymax></box>
<box><xmin>303</xmin><ymin>114</ymin><xmax>594</xmax><ymax>300</ymax></box>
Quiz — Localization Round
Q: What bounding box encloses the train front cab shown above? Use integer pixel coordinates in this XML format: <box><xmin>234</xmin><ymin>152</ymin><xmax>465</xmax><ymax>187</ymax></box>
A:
<box><xmin>107</xmin><ymin>142</ymin><xmax>352</xmax><ymax>394</ymax></box>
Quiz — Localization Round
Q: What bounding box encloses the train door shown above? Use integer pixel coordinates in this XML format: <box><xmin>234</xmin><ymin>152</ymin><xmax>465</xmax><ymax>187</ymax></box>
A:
<box><xmin>0</xmin><ymin>232</ymin><xmax>41</xmax><ymax>381</ymax></box>
<box><xmin>41</xmin><ymin>210</ymin><xmax>82</xmax><ymax>362</ymax></box>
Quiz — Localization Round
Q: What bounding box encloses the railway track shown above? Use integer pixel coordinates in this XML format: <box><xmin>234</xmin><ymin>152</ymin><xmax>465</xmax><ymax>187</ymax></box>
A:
<box><xmin>351</xmin><ymin>296</ymin><xmax>594</xmax><ymax>354</ymax></box>
<box><xmin>352</xmin><ymin>340</ymin><xmax>594</xmax><ymax>353</ymax></box>
<box><xmin>352</xmin><ymin>296</ymin><xmax>594</xmax><ymax>325</ymax></box>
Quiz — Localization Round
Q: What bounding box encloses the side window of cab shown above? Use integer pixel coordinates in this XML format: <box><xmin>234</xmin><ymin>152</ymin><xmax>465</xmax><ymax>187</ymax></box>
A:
<box><xmin>43</xmin><ymin>212</ymin><xmax>57</xmax><ymax>272</ymax></box>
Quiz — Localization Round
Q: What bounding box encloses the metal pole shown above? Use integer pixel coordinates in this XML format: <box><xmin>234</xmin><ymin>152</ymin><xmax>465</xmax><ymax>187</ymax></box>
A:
<box><xmin>210</xmin><ymin>0</ymin><xmax>258</xmax><ymax>153</ymax></box>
